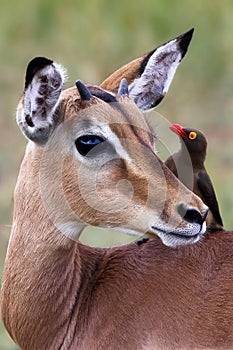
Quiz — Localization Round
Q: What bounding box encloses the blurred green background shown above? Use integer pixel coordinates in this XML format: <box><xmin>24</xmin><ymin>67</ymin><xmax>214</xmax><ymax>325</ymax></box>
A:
<box><xmin>1</xmin><ymin>0</ymin><xmax>233</xmax><ymax>348</ymax></box>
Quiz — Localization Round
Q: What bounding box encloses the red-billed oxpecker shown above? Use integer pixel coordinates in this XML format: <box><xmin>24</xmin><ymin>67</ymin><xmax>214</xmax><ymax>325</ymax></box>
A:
<box><xmin>165</xmin><ymin>123</ymin><xmax>223</xmax><ymax>232</ymax></box>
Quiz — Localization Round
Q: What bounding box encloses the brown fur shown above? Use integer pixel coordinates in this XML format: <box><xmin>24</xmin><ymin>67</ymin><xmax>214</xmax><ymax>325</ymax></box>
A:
<box><xmin>2</xmin><ymin>35</ymin><xmax>230</xmax><ymax>349</ymax></box>
<box><xmin>1</xmin><ymin>92</ymin><xmax>209</xmax><ymax>350</ymax></box>
<box><xmin>2</xmin><ymin>90</ymin><xmax>231</xmax><ymax>350</ymax></box>
<box><xmin>100</xmin><ymin>55</ymin><xmax>145</xmax><ymax>93</ymax></box>
<box><xmin>2</xmin><ymin>217</ymin><xmax>233</xmax><ymax>349</ymax></box>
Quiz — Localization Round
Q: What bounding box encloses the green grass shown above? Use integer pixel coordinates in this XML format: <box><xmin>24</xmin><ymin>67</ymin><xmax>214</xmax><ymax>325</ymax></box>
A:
<box><xmin>1</xmin><ymin>0</ymin><xmax>233</xmax><ymax>347</ymax></box>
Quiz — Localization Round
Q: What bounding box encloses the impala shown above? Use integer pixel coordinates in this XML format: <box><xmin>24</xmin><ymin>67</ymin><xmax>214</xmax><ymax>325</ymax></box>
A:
<box><xmin>2</xmin><ymin>30</ymin><xmax>232</xmax><ymax>350</ymax></box>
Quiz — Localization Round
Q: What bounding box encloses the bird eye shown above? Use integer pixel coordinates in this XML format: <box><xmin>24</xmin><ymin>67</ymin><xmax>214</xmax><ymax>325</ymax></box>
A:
<box><xmin>75</xmin><ymin>135</ymin><xmax>110</xmax><ymax>157</ymax></box>
<box><xmin>189</xmin><ymin>131</ymin><xmax>197</xmax><ymax>140</ymax></box>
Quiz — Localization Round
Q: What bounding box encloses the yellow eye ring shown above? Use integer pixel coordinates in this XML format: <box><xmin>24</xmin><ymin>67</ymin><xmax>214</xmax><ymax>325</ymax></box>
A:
<box><xmin>189</xmin><ymin>131</ymin><xmax>197</xmax><ymax>140</ymax></box>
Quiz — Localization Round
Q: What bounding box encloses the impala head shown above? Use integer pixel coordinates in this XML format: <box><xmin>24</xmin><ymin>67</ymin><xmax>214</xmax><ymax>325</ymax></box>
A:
<box><xmin>16</xmin><ymin>29</ymin><xmax>208</xmax><ymax>247</ymax></box>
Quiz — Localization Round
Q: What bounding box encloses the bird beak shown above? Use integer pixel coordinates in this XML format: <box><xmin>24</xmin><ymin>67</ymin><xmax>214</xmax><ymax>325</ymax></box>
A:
<box><xmin>169</xmin><ymin>124</ymin><xmax>186</xmax><ymax>138</ymax></box>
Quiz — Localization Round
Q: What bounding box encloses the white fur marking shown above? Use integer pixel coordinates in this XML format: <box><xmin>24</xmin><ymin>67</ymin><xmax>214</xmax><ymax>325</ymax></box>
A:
<box><xmin>74</xmin><ymin>123</ymin><xmax>132</xmax><ymax>164</ymax></box>
<box><xmin>19</xmin><ymin>61</ymin><xmax>67</xmax><ymax>142</ymax></box>
<box><xmin>129</xmin><ymin>38</ymin><xmax>182</xmax><ymax>110</ymax></box>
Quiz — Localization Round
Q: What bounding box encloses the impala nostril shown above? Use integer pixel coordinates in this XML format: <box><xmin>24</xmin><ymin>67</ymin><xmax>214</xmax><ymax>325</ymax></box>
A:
<box><xmin>177</xmin><ymin>203</ymin><xmax>204</xmax><ymax>225</ymax></box>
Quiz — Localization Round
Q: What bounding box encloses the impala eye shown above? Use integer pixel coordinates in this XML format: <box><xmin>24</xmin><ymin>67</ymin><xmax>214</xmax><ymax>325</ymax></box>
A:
<box><xmin>75</xmin><ymin>135</ymin><xmax>108</xmax><ymax>157</ymax></box>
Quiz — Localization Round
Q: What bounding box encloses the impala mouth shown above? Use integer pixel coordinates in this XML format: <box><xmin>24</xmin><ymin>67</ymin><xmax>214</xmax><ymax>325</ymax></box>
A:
<box><xmin>151</xmin><ymin>221</ymin><xmax>206</xmax><ymax>247</ymax></box>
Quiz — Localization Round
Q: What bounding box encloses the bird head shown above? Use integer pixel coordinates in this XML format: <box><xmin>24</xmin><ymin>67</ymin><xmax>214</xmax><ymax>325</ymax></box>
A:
<box><xmin>169</xmin><ymin>123</ymin><xmax>207</xmax><ymax>158</ymax></box>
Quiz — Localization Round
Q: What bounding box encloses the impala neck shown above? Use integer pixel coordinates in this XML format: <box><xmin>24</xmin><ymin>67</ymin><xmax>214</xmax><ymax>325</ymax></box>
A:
<box><xmin>4</xmin><ymin>144</ymin><xmax>106</xmax><ymax>348</ymax></box>
<box><xmin>12</xmin><ymin>143</ymin><xmax>85</xmax><ymax>250</ymax></box>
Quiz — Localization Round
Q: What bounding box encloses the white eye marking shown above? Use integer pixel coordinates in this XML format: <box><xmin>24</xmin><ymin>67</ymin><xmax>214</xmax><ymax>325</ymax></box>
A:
<box><xmin>75</xmin><ymin>124</ymin><xmax>132</xmax><ymax>163</ymax></box>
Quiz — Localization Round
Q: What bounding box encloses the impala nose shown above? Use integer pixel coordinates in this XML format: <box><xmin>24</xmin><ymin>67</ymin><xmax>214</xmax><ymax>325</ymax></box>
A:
<box><xmin>177</xmin><ymin>203</ymin><xmax>208</xmax><ymax>225</ymax></box>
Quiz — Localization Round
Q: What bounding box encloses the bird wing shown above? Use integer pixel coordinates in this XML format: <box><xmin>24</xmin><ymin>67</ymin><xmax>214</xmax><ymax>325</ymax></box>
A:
<box><xmin>164</xmin><ymin>155</ymin><xmax>178</xmax><ymax>177</ymax></box>
<box><xmin>197</xmin><ymin>169</ymin><xmax>223</xmax><ymax>226</ymax></box>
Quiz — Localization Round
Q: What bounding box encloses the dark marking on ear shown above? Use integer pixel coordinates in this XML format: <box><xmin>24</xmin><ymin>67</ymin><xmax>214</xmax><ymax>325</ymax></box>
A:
<box><xmin>138</xmin><ymin>28</ymin><xmax>194</xmax><ymax>76</ymax></box>
<box><xmin>25</xmin><ymin>57</ymin><xmax>53</xmax><ymax>90</ymax></box>
<box><xmin>149</xmin><ymin>94</ymin><xmax>164</xmax><ymax>109</ymax></box>
<box><xmin>138</xmin><ymin>49</ymin><xmax>155</xmax><ymax>77</ymax></box>
<box><xmin>25</xmin><ymin>115</ymin><xmax>34</xmax><ymax>127</ymax></box>
<box><xmin>88</xmin><ymin>86</ymin><xmax>117</xmax><ymax>103</ymax></box>
<box><xmin>177</xmin><ymin>28</ymin><xmax>194</xmax><ymax>59</ymax></box>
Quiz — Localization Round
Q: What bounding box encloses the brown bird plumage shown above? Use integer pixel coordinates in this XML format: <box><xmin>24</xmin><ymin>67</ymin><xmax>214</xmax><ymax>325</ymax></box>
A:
<box><xmin>165</xmin><ymin>123</ymin><xmax>223</xmax><ymax>232</ymax></box>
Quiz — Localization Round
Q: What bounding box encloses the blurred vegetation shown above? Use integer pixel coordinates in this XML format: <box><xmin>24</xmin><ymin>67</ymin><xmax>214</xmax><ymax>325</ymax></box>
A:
<box><xmin>1</xmin><ymin>0</ymin><xmax>233</xmax><ymax>347</ymax></box>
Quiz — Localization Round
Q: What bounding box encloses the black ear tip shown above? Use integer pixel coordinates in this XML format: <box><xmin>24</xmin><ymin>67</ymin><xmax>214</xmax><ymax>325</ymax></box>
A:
<box><xmin>187</xmin><ymin>28</ymin><xmax>194</xmax><ymax>35</ymax></box>
<box><xmin>25</xmin><ymin>57</ymin><xmax>53</xmax><ymax>89</ymax></box>
<box><xmin>75</xmin><ymin>80</ymin><xmax>92</xmax><ymax>101</ymax></box>
<box><xmin>177</xmin><ymin>28</ymin><xmax>194</xmax><ymax>58</ymax></box>
<box><xmin>28</xmin><ymin>57</ymin><xmax>53</xmax><ymax>68</ymax></box>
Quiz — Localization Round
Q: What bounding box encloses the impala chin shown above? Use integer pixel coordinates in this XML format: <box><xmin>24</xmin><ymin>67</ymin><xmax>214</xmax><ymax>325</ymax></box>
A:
<box><xmin>150</xmin><ymin>221</ymin><xmax>207</xmax><ymax>247</ymax></box>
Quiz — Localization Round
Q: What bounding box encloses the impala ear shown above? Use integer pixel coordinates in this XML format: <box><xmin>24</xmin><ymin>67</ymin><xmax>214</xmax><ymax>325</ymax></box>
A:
<box><xmin>101</xmin><ymin>29</ymin><xmax>194</xmax><ymax>111</ymax></box>
<box><xmin>17</xmin><ymin>57</ymin><xmax>66</xmax><ymax>144</ymax></box>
